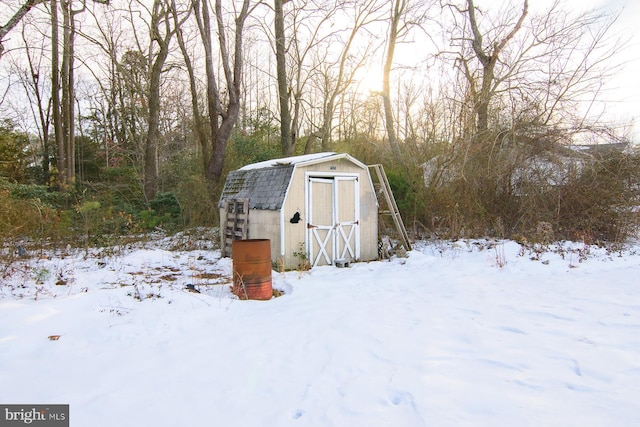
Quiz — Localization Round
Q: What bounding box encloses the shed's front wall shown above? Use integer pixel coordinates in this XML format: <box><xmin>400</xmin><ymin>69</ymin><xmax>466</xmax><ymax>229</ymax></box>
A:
<box><xmin>280</xmin><ymin>158</ymin><xmax>378</xmax><ymax>269</ymax></box>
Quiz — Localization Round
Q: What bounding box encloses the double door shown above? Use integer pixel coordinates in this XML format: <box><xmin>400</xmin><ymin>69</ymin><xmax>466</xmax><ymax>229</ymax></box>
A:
<box><xmin>306</xmin><ymin>175</ymin><xmax>360</xmax><ymax>267</ymax></box>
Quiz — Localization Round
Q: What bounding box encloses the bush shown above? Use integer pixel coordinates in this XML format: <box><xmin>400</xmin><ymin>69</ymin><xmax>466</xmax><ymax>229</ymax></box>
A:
<box><xmin>0</xmin><ymin>123</ymin><xmax>32</xmax><ymax>184</ymax></box>
<box><xmin>0</xmin><ymin>190</ymin><xmax>51</xmax><ymax>237</ymax></box>
<box><xmin>385</xmin><ymin>166</ymin><xmax>426</xmax><ymax>232</ymax></box>
<box><xmin>174</xmin><ymin>174</ymin><xmax>218</xmax><ymax>227</ymax></box>
<box><xmin>149</xmin><ymin>192</ymin><xmax>181</xmax><ymax>217</ymax></box>
<box><xmin>225</xmin><ymin>110</ymin><xmax>280</xmax><ymax>171</ymax></box>
<box><xmin>418</xmin><ymin>138</ymin><xmax>640</xmax><ymax>243</ymax></box>
<box><xmin>97</xmin><ymin>166</ymin><xmax>145</xmax><ymax>212</ymax></box>
<box><xmin>132</xmin><ymin>192</ymin><xmax>183</xmax><ymax>231</ymax></box>
<box><xmin>551</xmin><ymin>151</ymin><xmax>640</xmax><ymax>242</ymax></box>
<box><xmin>137</xmin><ymin>209</ymin><xmax>173</xmax><ymax>231</ymax></box>
<box><xmin>6</xmin><ymin>182</ymin><xmax>69</xmax><ymax>209</ymax></box>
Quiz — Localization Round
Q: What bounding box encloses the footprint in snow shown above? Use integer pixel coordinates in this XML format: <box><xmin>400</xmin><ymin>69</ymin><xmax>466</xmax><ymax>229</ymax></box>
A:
<box><xmin>498</xmin><ymin>326</ymin><xmax>526</xmax><ymax>334</ymax></box>
<box><xmin>389</xmin><ymin>390</ymin><xmax>415</xmax><ymax>406</ymax></box>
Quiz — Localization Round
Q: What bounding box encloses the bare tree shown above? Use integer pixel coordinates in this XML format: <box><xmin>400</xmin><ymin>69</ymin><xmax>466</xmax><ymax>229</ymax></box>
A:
<box><xmin>189</xmin><ymin>0</ymin><xmax>258</xmax><ymax>185</ymax></box>
<box><xmin>269</xmin><ymin>0</ymin><xmax>385</xmax><ymax>155</ymax></box>
<box><xmin>82</xmin><ymin>0</ymin><xmax>185</xmax><ymax>200</ymax></box>
<box><xmin>0</xmin><ymin>0</ymin><xmax>46</xmax><ymax>59</ymax></box>
<box><xmin>51</xmin><ymin>0</ymin><xmax>64</xmax><ymax>186</ymax></box>
<box><xmin>171</xmin><ymin>0</ymin><xmax>202</xmax><ymax>162</ymax></box>
<box><xmin>465</xmin><ymin>0</ymin><xmax>527</xmax><ymax>136</ymax></box>
<box><xmin>523</xmin><ymin>3</ymin><xmax>624</xmax><ymax>134</ymax></box>
<box><xmin>15</xmin><ymin>25</ymin><xmax>52</xmax><ymax>183</ymax></box>
<box><xmin>378</xmin><ymin>0</ymin><xmax>432</xmax><ymax>165</ymax></box>
<box><xmin>274</xmin><ymin>0</ymin><xmax>293</xmax><ymax>155</ymax></box>
<box><xmin>317</xmin><ymin>0</ymin><xmax>384</xmax><ymax>152</ymax></box>
<box><xmin>444</xmin><ymin>0</ymin><xmax>623</xmax><ymax>142</ymax></box>
<box><xmin>142</xmin><ymin>0</ymin><xmax>179</xmax><ymax>202</ymax></box>
<box><xmin>48</xmin><ymin>0</ymin><xmax>108</xmax><ymax>187</ymax></box>
<box><xmin>83</xmin><ymin>5</ymin><xmax>147</xmax><ymax>169</ymax></box>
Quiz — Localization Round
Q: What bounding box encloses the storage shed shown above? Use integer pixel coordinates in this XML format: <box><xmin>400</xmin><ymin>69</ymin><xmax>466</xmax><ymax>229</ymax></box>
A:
<box><xmin>219</xmin><ymin>152</ymin><xmax>379</xmax><ymax>269</ymax></box>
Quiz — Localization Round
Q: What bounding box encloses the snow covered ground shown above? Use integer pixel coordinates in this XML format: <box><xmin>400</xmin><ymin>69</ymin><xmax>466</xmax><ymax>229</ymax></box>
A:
<box><xmin>1</xmin><ymin>234</ymin><xmax>639</xmax><ymax>426</ymax></box>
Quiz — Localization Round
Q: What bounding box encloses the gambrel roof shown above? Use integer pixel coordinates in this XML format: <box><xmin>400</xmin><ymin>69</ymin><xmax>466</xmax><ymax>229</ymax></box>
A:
<box><xmin>219</xmin><ymin>152</ymin><xmax>347</xmax><ymax>210</ymax></box>
<box><xmin>219</xmin><ymin>163</ymin><xmax>295</xmax><ymax>210</ymax></box>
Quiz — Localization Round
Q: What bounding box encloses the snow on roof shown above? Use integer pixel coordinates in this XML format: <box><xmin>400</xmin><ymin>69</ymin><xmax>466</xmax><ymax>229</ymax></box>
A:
<box><xmin>239</xmin><ymin>152</ymin><xmax>338</xmax><ymax>170</ymax></box>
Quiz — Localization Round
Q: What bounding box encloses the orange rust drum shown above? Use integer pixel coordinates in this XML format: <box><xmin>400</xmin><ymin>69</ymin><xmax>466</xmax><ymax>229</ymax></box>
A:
<box><xmin>232</xmin><ymin>239</ymin><xmax>273</xmax><ymax>300</ymax></box>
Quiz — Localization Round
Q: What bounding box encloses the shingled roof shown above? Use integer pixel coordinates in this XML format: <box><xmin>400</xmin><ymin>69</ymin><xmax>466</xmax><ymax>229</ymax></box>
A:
<box><xmin>219</xmin><ymin>152</ymin><xmax>365</xmax><ymax>210</ymax></box>
<box><xmin>219</xmin><ymin>163</ymin><xmax>295</xmax><ymax>210</ymax></box>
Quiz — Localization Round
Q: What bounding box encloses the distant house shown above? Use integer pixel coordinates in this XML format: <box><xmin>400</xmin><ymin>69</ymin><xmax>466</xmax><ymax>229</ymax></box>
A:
<box><xmin>422</xmin><ymin>142</ymin><xmax>630</xmax><ymax>193</ymax></box>
<box><xmin>219</xmin><ymin>152</ymin><xmax>379</xmax><ymax>269</ymax></box>
<box><xmin>570</xmin><ymin>142</ymin><xmax>632</xmax><ymax>158</ymax></box>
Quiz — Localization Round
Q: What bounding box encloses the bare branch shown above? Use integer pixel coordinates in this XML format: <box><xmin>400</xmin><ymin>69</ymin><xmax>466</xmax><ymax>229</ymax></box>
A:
<box><xmin>0</xmin><ymin>0</ymin><xmax>47</xmax><ymax>58</ymax></box>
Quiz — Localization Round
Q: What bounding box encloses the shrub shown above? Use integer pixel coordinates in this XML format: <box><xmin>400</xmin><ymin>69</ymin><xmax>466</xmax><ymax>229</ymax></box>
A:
<box><xmin>0</xmin><ymin>177</ymin><xmax>68</xmax><ymax>209</ymax></box>
<box><xmin>150</xmin><ymin>192</ymin><xmax>181</xmax><ymax>217</ymax></box>
<box><xmin>419</xmin><ymin>140</ymin><xmax>639</xmax><ymax>243</ymax></box>
<box><xmin>550</xmin><ymin>151</ymin><xmax>640</xmax><ymax>242</ymax></box>
<box><xmin>0</xmin><ymin>123</ymin><xmax>32</xmax><ymax>183</ymax></box>
<box><xmin>174</xmin><ymin>174</ymin><xmax>218</xmax><ymax>227</ymax></box>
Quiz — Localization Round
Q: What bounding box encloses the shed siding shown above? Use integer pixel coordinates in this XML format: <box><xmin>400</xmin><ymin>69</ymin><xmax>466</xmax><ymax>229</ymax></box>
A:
<box><xmin>281</xmin><ymin>167</ymin><xmax>307</xmax><ymax>269</ymax></box>
<box><xmin>245</xmin><ymin>209</ymin><xmax>281</xmax><ymax>260</ymax></box>
<box><xmin>282</xmin><ymin>159</ymin><xmax>378</xmax><ymax>268</ymax></box>
<box><xmin>219</xmin><ymin>206</ymin><xmax>280</xmax><ymax>264</ymax></box>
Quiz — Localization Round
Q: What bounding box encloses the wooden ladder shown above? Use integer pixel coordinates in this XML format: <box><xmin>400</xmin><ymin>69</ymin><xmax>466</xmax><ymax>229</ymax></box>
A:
<box><xmin>222</xmin><ymin>198</ymin><xmax>249</xmax><ymax>257</ymax></box>
<box><xmin>368</xmin><ymin>164</ymin><xmax>412</xmax><ymax>253</ymax></box>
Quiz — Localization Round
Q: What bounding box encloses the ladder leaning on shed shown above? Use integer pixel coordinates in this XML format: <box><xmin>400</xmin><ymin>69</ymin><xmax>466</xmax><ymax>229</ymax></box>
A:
<box><xmin>222</xmin><ymin>198</ymin><xmax>249</xmax><ymax>257</ymax></box>
<box><xmin>368</xmin><ymin>164</ymin><xmax>412</xmax><ymax>254</ymax></box>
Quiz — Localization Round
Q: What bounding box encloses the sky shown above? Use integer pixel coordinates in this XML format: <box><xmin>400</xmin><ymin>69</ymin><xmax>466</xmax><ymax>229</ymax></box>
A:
<box><xmin>601</xmin><ymin>0</ymin><xmax>640</xmax><ymax>139</ymax></box>
<box><xmin>528</xmin><ymin>0</ymin><xmax>640</xmax><ymax>141</ymax></box>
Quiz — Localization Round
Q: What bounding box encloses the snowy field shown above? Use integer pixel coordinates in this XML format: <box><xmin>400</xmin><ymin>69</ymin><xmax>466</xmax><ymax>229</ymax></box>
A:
<box><xmin>1</xmin><ymin>233</ymin><xmax>639</xmax><ymax>426</ymax></box>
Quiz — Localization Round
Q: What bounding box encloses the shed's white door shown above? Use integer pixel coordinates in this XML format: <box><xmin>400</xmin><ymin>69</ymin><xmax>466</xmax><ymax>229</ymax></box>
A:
<box><xmin>307</xmin><ymin>175</ymin><xmax>360</xmax><ymax>267</ymax></box>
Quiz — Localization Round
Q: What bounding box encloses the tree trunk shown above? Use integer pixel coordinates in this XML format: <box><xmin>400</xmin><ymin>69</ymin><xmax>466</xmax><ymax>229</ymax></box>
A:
<box><xmin>206</xmin><ymin>100</ymin><xmax>240</xmax><ymax>183</ymax></box>
<box><xmin>193</xmin><ymin>0</ymin><xmax>219</xmax><ymax>183</ymax></box>
<box><xmin>381</xmin><ymin>0</ymin><xmax>405</xmax><ymax>166</ymax></box>
<box><xmin>61</xmin><ymin>0</ymin><xmax>75</xmax><ymax>185</ymax></box>
<box><xmin>25</xmin><ymin>49</ymin><xmax>51</xmax><ymax>184</ymax></box>
<box><xmin>206</xmin><ymin>0</ymin><xmax>250</xmax><ymax>181</ymax></box>
<box><xmin>476</xmin><ymin>62</ymin><xmax>494</xmax><ymax>134</ymax></box>
<box><xmin>274</xmin><ymin>0</ymin><xmax>293</xmax><ymax>156</ymax></box>
<box><xmin>467</xmin><ymin>0</ymin><xmax>528</xmax><ymax>136</ymax></box>
<box><xmin>143</xmin><ymin>0</ymin><xmax>173</xmax><ymax>203</ymax></box>
<box><xmin>143</xmin><ymin>55</ymin><xmax>164</xmax><ymax>203</ymax></box>
<box><xmin>195</xmin><ymin>0</ymin><xmax>252</xmax><ymax>185</ymax></box>
<box><xmin>51</xmin><ymin>0</ymin><xmax>64</xmax><ymax>187</ymax></box>
<box><xmin>199</xmin><ymin>0</ymin><xmax>218</xmax><ymax>165</ymax></box>
<box><xmin>173</xmin><ymin>0</ymin><xmax>208</xmax><ymax>173</ymax></box>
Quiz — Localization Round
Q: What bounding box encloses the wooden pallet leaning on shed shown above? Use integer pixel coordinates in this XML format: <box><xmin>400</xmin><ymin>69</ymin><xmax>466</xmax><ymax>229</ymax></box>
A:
<box><xmin>367</xmin><ymin>164</ymin><xmax>411</xmax><ymax>257</ymax></box>
<box><xmin>222</xmin><ymin>198</ymin><xmax>249</xmax><ymax>257</ymax></box>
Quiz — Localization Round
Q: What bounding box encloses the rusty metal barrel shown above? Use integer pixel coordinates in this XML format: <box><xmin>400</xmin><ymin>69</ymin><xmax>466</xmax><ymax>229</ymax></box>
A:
<box><xmin>231</xmin><ymin>239</ymin><xmax>273</xmax><ymax>300</ymax></box>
